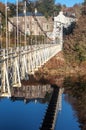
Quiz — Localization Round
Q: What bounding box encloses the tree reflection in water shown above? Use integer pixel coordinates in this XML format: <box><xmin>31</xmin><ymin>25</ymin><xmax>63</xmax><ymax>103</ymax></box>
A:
<box><xmin>63</xmin><ymin>76</ymin><xmax>86</xmax><ymax>130</ymax></box>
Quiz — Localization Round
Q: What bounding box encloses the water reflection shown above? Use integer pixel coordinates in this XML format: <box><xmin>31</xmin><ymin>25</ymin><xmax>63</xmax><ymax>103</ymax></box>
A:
<box><xmin>55</xmin><ymin>94</ymin><xmax>80</xmax><ymax>130</ymax></box>
<box><xmin>0</xmin><ymin>84</ymin><xmax>53</xmax><ymax>130</ymax></box>
<box><xmin>11</xmin><ymin>84</ymin><xmax>53</xmax><ymax>103</ymax></box>
<box><xmin>63</xmin><ymin>76</ymin><xmax>86</xmax><ymax>130</ymax></box>
<box><xmin>0</xmin><ymin>75</ymin><xmax>84</xmax><ymax>130</ymax></box>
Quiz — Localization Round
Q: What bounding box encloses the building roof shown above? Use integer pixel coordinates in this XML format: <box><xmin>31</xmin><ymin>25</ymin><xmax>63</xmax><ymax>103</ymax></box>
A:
<box><xmin>63</xmin><ymin>12</ymin><xmax>76</xmax><ymax>18</ymax></box>
<box><xmin>18</xmin><ymin>12</ymin><xmax>43</xmax><ymax>17</ymax></box>
<box><xmin>62</xmin><ymin>8</ymin><xmax>76</xmax><ymax>18</ymax></box>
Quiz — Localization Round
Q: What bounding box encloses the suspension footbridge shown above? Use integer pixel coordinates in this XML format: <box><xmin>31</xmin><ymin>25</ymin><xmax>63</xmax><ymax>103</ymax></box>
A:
<box><xmin>0</xmin><ymin>0</ymin><xmax>76</xmax><ymax>97</ymax></box>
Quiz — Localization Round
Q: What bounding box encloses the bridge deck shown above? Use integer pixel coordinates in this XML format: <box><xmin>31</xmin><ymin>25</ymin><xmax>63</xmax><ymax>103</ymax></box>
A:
<box><xmin>0</xmin><ymin>44</ymin><xmax>61</xmax><ymax>97</ymax></box>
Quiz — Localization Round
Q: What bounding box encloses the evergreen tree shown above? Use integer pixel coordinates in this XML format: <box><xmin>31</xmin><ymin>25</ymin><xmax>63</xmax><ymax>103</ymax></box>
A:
<box><xmin>53</xmin><ymin>4</ymin><xmax>61</xmax><ymax>16</ymax></box>
<box><xmin>8</xmin><ymin>3</ymin><xmax>16</xmax><ymax>16</ymax></box>
<box><xmin>84</xmin><ymin>0</ymin><xmax>86</xmax><ymax>5</ymax></box>
<box><xmin>37</xmin><ymin>0</ymin><xmax>55</xmax><ymax>18</ymax></box>
<box><xmin>82</xmin><ymin>0</ymin><xmax>86</xmax><ymax>15</ymax></box>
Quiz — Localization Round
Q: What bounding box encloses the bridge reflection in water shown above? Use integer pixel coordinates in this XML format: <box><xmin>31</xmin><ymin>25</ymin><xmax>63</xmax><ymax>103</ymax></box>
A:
<box><xmin>39</xmin><ymin>85</ymin><xmax>63</xmax><ymax>130</ymax></box>
<box><xmin>11</xmin><ymin>84</ymin><xmax>53</xmax><ymax>103</ymax></box>
<box><xmin>0</xmin><ymin>84</ymin><xmax>53</xmax><ymax>130</ymax></box>
<box><xmin>11</xmin><ymin>84</ymin><xmax>63</xmax><ymax>130</ymax></box>
<box><xmin>0</xmin><ymin>83</ymin><xmax>63</xmax><ymax>130</ymax></box>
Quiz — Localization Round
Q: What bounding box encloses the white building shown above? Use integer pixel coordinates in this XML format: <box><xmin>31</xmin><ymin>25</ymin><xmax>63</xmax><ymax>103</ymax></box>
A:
<box><xmin>52</xmin><ymin>11</ymin><xmax>76</xmax><ymax>44</ymax></box>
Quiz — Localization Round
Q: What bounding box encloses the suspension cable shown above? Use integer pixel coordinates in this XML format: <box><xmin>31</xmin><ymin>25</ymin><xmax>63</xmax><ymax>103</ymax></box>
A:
<box><xmin>0</xmin><ymin>13</ymin><xmax>2</xmax><ymax>48</ymax></box>
<box><xmin>0</xmin><ymin>0</ymin><xmax>54</xmax><ymax>49</ymax></box>
<box><xmin>5</xmin><ymin>0</ymin><xmax>8</xmax><ymax>49</ymax></box>
<box><xmin>24</xmin><ymin>0</ymin><xmax>53</xmax><ymax>42</ymax></box>
<box><xmin>16</xmin><ymin>0</ymin><xmax>19</xmax><ymax>47</ymax></box>
<box><xmin>0</xmin><ymin>9</ymin><xmax>25</xmax><ymax>35</ymax></box>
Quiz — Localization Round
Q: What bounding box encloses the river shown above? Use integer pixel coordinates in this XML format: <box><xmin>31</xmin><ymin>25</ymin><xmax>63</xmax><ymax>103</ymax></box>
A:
<box><xmin>0</xmin><ymin>84</ymin><xmax>81</xmax><ymax>130</ymax></box>
<box><xmin>55</xmin><ymin>94</ymin><xmax>80</xmax><ymax>130</ymax></box>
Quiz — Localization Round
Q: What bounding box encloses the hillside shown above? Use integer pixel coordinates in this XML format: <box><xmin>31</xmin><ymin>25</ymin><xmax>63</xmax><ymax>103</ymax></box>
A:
<box><xmin>35</xmin><ymin>10</ymin><xmax>86</xmax><ymax>84</ymax></box>
<box><xmin>63</xmin><ymin>14</ymin><xmax>86</xmax><ymax>64</ymax></box>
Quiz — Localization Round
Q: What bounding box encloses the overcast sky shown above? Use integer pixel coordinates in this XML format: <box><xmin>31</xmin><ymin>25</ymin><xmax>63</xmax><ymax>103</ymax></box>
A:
<box><xmin>1</xmin><ymin>0</ymin><xmax>84</xmax><ymax>7</ymax></box>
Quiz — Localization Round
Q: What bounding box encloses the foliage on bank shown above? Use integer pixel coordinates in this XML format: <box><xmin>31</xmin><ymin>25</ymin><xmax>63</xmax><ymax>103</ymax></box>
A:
<box><xmin>63</xmin><ymin>5</ymin><xmax>86</xmax><ymax>64</ymax></box>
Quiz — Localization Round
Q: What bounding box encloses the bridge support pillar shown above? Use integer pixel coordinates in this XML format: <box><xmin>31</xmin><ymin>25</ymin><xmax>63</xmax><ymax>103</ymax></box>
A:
<box><xmin>1</xmin><ymin>50</ymin><xmax>11</xmax><ymax>97</ymax></box>
<box><xmin>12</xmin><ymin>52</ymin><xmax>21</xmax><ymax>87</ymax></box>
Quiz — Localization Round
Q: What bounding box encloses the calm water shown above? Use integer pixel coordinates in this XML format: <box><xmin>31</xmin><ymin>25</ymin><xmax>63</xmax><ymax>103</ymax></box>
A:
<box><xmin>55</xmin><ymin>94</ymin><xmax>80</xmax><ymax>130</ymax></box>
<box><xmin>0</xmin><ymin>98</ymin><xmax>47</xmax><ymax>130</ymax></box>
<box><xmin>0</xmin><ymin>85</ymin><xmax>81</xmax><ymax>130</ymax></box>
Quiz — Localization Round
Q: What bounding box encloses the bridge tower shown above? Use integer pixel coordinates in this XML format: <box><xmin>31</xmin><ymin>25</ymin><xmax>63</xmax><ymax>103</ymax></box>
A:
<box><xmin>53</xmin><ymin>11</ymin><xmax>64</xmax><ymax>49</ymax></box>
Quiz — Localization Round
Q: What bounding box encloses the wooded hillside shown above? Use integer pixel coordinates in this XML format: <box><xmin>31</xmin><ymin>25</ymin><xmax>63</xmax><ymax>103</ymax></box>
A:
<box><xmin>63</xmin><ymin>9</ymin><xmax>86</xmax><ymax>64</ymax></box>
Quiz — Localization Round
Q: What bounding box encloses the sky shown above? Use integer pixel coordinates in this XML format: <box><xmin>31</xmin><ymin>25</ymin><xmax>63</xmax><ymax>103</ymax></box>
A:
<box><xmin>0</xmin><ymin>0</ymin><xmax>84</xmax><ymax>7</ymax></box>
<box><xmin>55</xmin><ymin>0</ymin><xmax>84</xmax><ymax>7</ymax></box>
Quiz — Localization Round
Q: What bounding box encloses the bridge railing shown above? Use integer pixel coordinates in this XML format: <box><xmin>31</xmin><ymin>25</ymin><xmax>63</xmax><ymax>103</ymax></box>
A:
<box><xmin>0</xmin><ymin>43</ymin><xmax>62</xmax><ymax>97</ymax></box>
<box><xmin>0</xmin><ymin>0</ymin><xmax>63</xmax><ymax>97</ymax></box>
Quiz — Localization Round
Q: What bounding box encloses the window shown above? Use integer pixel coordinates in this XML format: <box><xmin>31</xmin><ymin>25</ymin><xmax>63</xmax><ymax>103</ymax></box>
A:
<box><xmin>47</xmin><ymin>25</ymin><xmax>48</xmax><ymax>30</ymax></box>
<box><xmin>27</xmin><ymin>24</ymin><xmax>29</xmax><ymax>28</ymax></box>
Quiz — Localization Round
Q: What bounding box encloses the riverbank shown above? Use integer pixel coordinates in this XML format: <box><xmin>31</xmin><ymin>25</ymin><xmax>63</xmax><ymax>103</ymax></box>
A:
<box><xmin>34</xmin><ymin>51</ymin><xmax>86</xmax><ymax>130</ymax></box>
<box><xmin>35</xmin><ymin>51</ymin><xmax>86</xmax><ymax>86</ymax></box>
<box><xmin>22</xmin><ymin>50</ymin><xmax>86</xmax><ymax>130</ymax></box>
